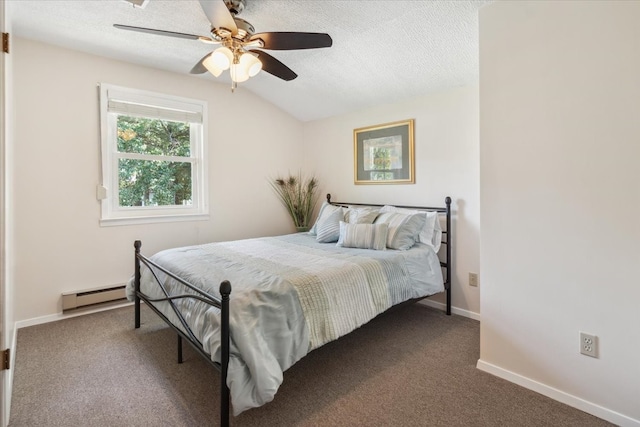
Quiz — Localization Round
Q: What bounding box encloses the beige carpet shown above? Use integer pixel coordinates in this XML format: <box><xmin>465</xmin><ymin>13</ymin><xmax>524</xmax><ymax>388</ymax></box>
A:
<box><xmin>9</xmin><ymin>304</ymin><xmax>612</xmax><ymax>426</ymax></box>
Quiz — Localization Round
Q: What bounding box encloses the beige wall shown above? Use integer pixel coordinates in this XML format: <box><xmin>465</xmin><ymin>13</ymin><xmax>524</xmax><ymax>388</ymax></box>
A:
<box><xmin>13</xmin><ymin>37</ymin><xmax>482</xmax><ymax>322</ymax></box>
<box><xmin>303</xmin><ymin>86</ymin><xmax>480</xmax><ymax>316</ymax></box>
<box><xmin>12</xmin><ymin>38</ymin><xmax>304</xmax><ymax>322</ymax></box>
<box><xmin>479</xmin><ymin>1</ymin><xmax>640</xmax><ymax>425</ymax></box>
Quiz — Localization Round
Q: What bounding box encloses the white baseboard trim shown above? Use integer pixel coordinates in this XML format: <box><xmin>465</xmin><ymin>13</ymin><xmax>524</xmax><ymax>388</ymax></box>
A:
<box><xmin>418</xmin><ymin>299</ymin><xmax>481</xmax><ymax>321</ymax></box>
<box><xmin>16</xmin><ymin>301</ymin><xmax>133</xmax><ymax>329</ymax></box>
<box><xmin>477</xmin><ymin>359</ymin><xmax>640</xmax><ymax>427</ymax></box>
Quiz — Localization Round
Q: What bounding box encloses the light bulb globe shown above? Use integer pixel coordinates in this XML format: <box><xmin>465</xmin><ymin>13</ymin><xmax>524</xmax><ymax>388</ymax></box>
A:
<box><xmin>211</xmin><ymin>47</ymin><xmax>233</xmax><ymax>70</ymax></box>
<box><xmin>202</xmin><ymin>53</ymin><xmax>223</xmax><ymax>77</ymax></box>
<box><xmin>239</xmin><ymin>53</ymin><xmax>262</xmax><ymax>77</ymax></box>
<box><xmin>231</xmin><ymin>64</ymin><xmax>250</xmax><ymax>83</ymax></box>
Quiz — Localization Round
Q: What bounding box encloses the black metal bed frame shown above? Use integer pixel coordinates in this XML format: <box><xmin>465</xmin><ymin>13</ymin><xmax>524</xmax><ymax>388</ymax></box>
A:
<box><xmin>133</xmin><ymin>195</ymin><xmax>452</xmax><ymax>427</ymax></box>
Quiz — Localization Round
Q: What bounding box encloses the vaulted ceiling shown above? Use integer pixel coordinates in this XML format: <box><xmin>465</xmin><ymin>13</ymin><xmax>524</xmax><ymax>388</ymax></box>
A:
<box><xmin>10</xmin><ymin>0</ymin><xmax>488</xmax><ymax>122</ymax></box>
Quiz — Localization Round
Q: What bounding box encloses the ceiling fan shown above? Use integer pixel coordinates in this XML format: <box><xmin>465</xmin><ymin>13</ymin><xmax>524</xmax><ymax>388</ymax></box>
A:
<box><xmin>115</xmin><ymin>0</ymin><xmax>333</xmax><ymax>90</ymax></box>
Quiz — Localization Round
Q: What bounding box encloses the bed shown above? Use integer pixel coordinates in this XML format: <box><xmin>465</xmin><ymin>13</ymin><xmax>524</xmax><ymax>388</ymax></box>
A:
<box><xmin>129</xmin><ymin>194</ymin><xmax>452</xmax><ymax>426</ymax></box>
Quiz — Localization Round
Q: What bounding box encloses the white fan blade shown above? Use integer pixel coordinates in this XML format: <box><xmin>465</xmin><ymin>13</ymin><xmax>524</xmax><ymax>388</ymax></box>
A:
<box><xmin>199</xmin><ymin>0</ymin><xmax>238</xmax><ymax>35</ymax></box>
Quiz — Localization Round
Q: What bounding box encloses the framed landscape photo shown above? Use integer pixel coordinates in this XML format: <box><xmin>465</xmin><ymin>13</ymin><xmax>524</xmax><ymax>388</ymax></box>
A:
<box><xmin>354</xmin><ymin>119</ymin><xmax>415</xmax><ymax>184</ymax></box>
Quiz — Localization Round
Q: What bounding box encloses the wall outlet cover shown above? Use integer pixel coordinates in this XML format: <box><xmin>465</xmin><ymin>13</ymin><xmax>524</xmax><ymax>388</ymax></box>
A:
<box><xmin>580</xmin><ymin>332</ymin><xmax>598</xmax><ymax>358</ymax></box>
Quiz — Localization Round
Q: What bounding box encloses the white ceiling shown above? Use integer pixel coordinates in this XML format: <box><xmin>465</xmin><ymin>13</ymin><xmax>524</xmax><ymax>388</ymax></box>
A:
<box><xmin>9</xmin><ymin>0</ymin><xmax>489</xmax><ymax>122</ymax></box>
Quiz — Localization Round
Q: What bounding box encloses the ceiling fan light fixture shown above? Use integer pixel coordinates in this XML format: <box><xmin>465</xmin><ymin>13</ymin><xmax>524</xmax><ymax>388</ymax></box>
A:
<box><xmin>230</xmin><ymin>63</ymin><xmax>250</xmax><ymax>83</ymax></box>
<box><xmin>202</xmin><ymin>53</ymin><xmax>224</xmax><ymax>77</ymax></box>
<box><xmin>240</xmin><ymin>52</ymin><xmax>262</xmax><ymax>77</ymax></box>
<box><xmin>210</xmin><ymin>46</ymin><xmax>233</xmax><ymax>70</ymax></box>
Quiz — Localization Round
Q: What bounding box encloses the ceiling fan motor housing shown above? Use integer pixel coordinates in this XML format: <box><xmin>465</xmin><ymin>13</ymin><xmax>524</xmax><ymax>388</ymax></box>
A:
<box><xmin>233</xmin><ymin>18</ymin><xmax>255</xmax><ymax>39</ymax></box>
<box><xmin>224</xmin><ymin>0</ymin><xmax>245</xmax><ymax>16</ymax></box>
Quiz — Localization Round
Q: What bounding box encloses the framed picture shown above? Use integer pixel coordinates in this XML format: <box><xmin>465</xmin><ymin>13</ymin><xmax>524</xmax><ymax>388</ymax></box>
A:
<box><xmin>354</xmin><ymin>119</ymin><xmax>415</xmax><ymax>184</ymax></box>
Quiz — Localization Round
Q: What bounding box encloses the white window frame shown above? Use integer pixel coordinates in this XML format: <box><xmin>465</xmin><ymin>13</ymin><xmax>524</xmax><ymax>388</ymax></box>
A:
<box><xmin>99</xmin><ymin>83</ymin><xmax>208</xmax><ymax>226</ymax></box>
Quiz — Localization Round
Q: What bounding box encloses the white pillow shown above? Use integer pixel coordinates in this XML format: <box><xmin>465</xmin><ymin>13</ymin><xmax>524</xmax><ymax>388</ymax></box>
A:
<box><xmin>309</xmin><ymin>201</ymin><xmax>344</xmax><ymax>235</ymax></box>
<box><xmin>374</xmin><ymin>211</ymin><xmax>425</xmax><ymax>250</ymax></box>
<box><xmin>430</xmin><ymin>215</ymin><xmax>443</xmax><ymax>252</ymax></box>
<box><xmin>379</xmin><ymin>205</ymin><xmax>442</xmax><ymax>251</ymax></box>
<box><xmin>336</xmin><ymin>221</ymin><xmax>388</xmax><ymax>250</ymax></box>
<box><xmin>315</xmin><ymin>208</ymin><xmax>343</xmax><ymax>243</ymax></box>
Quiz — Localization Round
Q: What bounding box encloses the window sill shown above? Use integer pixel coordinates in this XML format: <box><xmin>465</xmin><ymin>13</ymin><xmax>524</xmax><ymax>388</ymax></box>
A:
<box><xmin>100</xmin><ymin>213</ymin><xmax>209</xmax><ymax>227</ymax></box>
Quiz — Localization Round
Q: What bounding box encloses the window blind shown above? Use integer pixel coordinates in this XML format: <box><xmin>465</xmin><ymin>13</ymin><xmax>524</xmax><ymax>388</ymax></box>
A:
<box><xmin>107</xmin><ymin>99</ymin><xmax>202</xmax><ymax>123</ymax></box>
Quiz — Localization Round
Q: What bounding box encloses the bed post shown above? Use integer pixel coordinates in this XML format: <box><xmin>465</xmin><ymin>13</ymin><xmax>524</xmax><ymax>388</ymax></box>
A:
<box><xmin>445</xmin><ymin>197</ymin><xmax>452</xmax><ymax>316</ymax></box>
<box><xmin>220</xmin><ymin>280</ymin><xmax>232</xmax><ymax>427</ymax></box>
<box><xmin>134</xmin><ymin>240</ymin><xmax>142</xmax><ymax>328</ymax></box>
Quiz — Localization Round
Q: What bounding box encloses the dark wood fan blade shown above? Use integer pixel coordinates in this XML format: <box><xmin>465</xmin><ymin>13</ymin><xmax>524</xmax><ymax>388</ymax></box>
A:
<box><xmin>249</xmin><ymin>50</ymin><xmax>297</xmax><ymax>81</ymax></box>
<box><xmin>250</xmin><ymin>32</ymin><xmax>333</xmax><ymax>50</ymax></box>
<box><xmin>199</xmin><ymin>0</ymin><xmax>237</xmax><ymax>34</ymax></box>
<box><xmin>114</xmin><ymin>24</ymin><xmax>203</xmax><ymax>40</ymax></box>
<box><xmin>190</xmin><ymin>53</ymin><xmax>211</xmax><ymax>74</ymax></box>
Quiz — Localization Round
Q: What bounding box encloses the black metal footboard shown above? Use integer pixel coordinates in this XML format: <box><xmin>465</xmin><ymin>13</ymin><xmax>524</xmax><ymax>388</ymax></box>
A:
<box><xmin>133</xmin><ymin>240</ymin><xmax>232</xmax><ymax>427</ymax></box>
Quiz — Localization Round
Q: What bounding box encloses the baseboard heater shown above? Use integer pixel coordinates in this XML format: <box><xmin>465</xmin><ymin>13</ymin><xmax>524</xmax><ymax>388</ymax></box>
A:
<box><xmin>62</xmin><ymin>284</ymin><xmax>127</xmax><ymax>311</ymax></box>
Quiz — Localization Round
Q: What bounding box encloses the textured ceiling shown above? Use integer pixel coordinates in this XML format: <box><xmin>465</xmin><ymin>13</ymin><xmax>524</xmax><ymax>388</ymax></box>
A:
<box><xmin>9</xmin><ymin>0</ymin><xmax>489</xmax><ymax>122</ymax></box>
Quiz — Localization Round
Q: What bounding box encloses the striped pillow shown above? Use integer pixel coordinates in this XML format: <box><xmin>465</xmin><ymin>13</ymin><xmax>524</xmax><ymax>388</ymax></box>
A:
<box><xmin>316</xmin><ymin>209</ymin><xmax>343</xmax><ymax>243</ymax></box>
<box><xmin>374</xmin><ymin>211</ymin><xmax>425</xmax><ymax>250</ymax></box>
<box><xmin>344</xmin><ymin>207</ymin><xmax>379</xmax><ymax>224</ymax></box>
<box><xmin>309</xmin><ymin>202</ymin><xmax>344</xmax><ymax>235</ymax></box>
<box><xmin>336</xmin><ymin>221</ymin><xmax>388</xmax><ymax>250</ymax></box>
<box><xmin>379</xmin><ymin>205</ymin><xmax>442</xmax><ymax>251</ymax></box>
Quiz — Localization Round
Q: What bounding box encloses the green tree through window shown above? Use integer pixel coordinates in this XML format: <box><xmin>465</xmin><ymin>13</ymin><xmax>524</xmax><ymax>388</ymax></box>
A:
<box><xmin>117</xmin><ymin>116</ymin><xmax>192</xmax><ymax>207</ymax></box>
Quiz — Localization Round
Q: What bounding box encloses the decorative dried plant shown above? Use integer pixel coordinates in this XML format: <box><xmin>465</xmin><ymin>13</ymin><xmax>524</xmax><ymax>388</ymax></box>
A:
<box><xmin>271</xmin><ymin>172</ymin><xmax>319</xmax><ymax>231</ymax></box>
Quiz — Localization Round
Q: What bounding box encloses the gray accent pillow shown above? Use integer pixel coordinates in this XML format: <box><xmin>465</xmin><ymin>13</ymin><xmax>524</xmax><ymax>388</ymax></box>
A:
<box><xmin>374</xmin><ymin>211</ymin><xmax>426</xmax><ymax>250</ymax></box>
<box><xmin>379</xmin><ymin>205</ymin><xmax>443</xmax><ymax>251</ymax></box>
<box><xmin>309</xmin><ymin>202</ymin><xmax>344</xmax><ymax>235</ymax></box>
<box><xmin>344</xmin><ymin>207</ymin><xmax>380</xmax><ymax>224</ymax></box>
<box><xmin>316</xmin><ymin>209</ymin><xmax>343</xmax><ymax>243</ymax></box>
<box><xmin>336</xmin><ymin>221</ymin><xmax>388</xmax><ymax>250</ymax></box>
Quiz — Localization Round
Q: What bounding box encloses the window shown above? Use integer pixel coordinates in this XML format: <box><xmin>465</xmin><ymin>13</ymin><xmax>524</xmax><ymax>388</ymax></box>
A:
<box><xmin>99</xmin><ymin>84</ymin><xmax>208</xmax><ymax>226</ymax></box>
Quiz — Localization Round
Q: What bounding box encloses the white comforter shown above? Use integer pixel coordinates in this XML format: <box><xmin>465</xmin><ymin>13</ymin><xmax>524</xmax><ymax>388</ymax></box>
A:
<box><xmin>127</xmin><ymin>233</ymin><xmax>443</xmax><ymax>415</ymax></box>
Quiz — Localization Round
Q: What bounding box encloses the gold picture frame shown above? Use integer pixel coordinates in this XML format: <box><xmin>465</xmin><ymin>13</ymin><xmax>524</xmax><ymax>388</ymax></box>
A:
<box><xmin>354</xmin><ymin>119</ymin><xmax>415</xmax><ymax>184</ymax></box>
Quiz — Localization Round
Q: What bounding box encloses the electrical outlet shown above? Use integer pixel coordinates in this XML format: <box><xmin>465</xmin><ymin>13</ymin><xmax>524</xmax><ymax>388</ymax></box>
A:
<box><xmin>469</xmin><ymin>273</ymin><xmax>478</xmax><ymax>287</ymax></box>
<box><xmin>580</xmin><ymin>332</ymin><xmax>598</xmax><ymax>358</ymax></box>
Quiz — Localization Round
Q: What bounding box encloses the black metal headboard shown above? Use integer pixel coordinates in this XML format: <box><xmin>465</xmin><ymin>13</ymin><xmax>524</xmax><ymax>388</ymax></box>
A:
<box><xmin>326</xmin><ymin>194</ymin><xmax>452</xmax><ymax>315</ymax></box>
